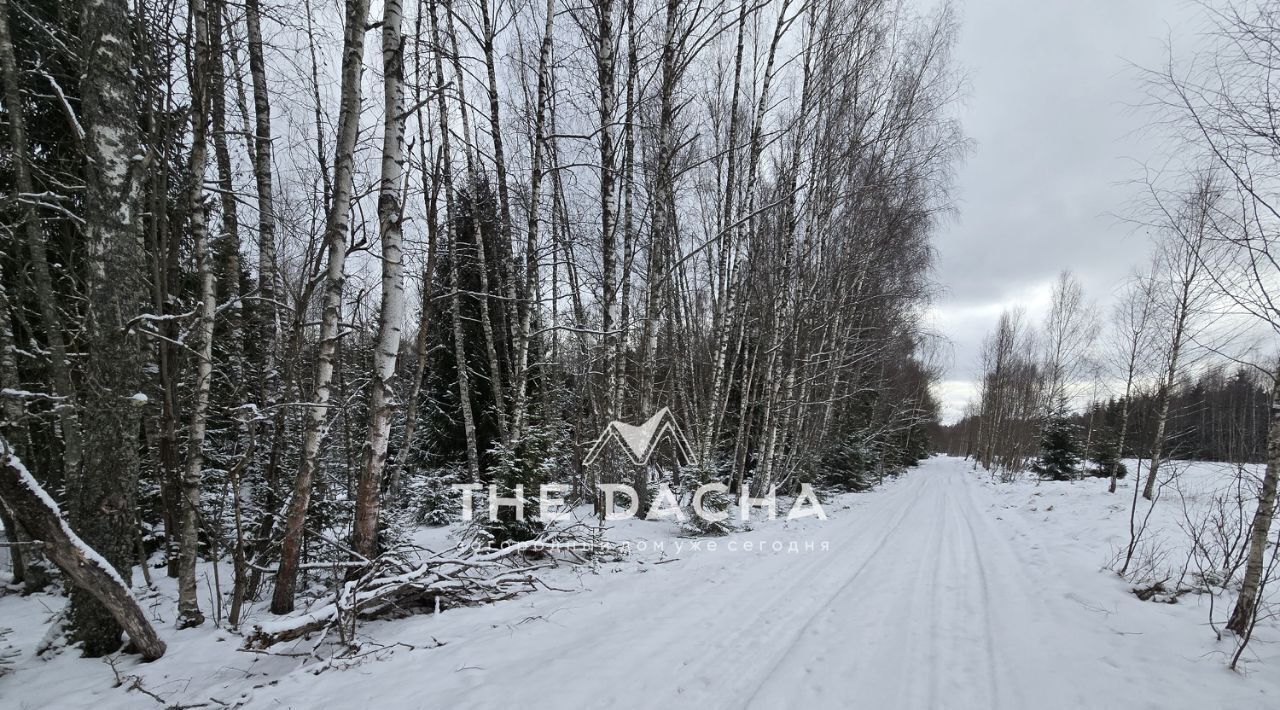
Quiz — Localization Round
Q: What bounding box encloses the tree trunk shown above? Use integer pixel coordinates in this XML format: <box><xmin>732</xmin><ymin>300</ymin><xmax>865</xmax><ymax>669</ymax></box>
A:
<box><xmin>388</xmin><ymin>6</ymin><xmax>441</xmax><ymax>495</ymax></box>
<box><xmin>1226</xmin><ymin>371</ymin><xmax>1280</xmax><ymax>634</ymax></box>
<box><xmin>0</xmin><ymin>444</ymin><xmax>165</xmax><ymax>660</ymax></box>
<box><xmin>596</xmin><ymin>0</ymin><xmax>618</xmax><ymax>424</ymax></box>
<box><xmin>352</xmin><ymin>0</ymin><xmax>408</xmax><ymax>561</ymax></box>
<box><xmin>0</xmin><ymin>0</ymin><xmax>82</xmax><ymax>489</ymax></box>
<box><xmin>75</xmin><ymin>0</ymin><xmax>151</xmax><ymax>656</ymax></box>
<box><xmin>431</xmin><ymin>0</ymin><xmax>481</xmax><ymax>481</ymax></box>
<box><xmin>176</xmin><ymin>0</ymin><xmax>215</xmax><ymax>629</ymax></box>
<box><xmin>509</xmin><ymin>0</ymin><xmax>556</xmax><ymax>443</ymax></box>
<box><xmin>208</xmin><ymin>0</ymin><xmax>245</xmax><ymax>391</ymax></box>
<box><xmin>236</xmin><ymin>0</ymin><xmax>283</xmax><ymax>617</ymax></box>
<box><xmin>1110</xmin><ymin>393</ymin><xmax>1133</xmax><ymax>494</ymax></box>
<box><xmin>698</xmin><ymin>0</ymin><xmax>749</xmax><ymax>468</ymax></box>
<box><xmin>1142</xmin><ymin>350</ymin><xmax>1181</xmax><ymax>500</ymax></box>
<box><xmin>271</xmin><ymin>0</ymin><xmax>370</xmax><ymax>615</ymax></box>
<box><xmin>444</xmin><ymin>0</ymin><xmax>511</xmax><ymax>446</ymax></box>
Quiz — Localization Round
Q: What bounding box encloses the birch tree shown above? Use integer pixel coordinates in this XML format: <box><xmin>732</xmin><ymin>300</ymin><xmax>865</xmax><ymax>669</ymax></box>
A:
<box><xmin>176</xmin><ymin>0</ymin><xmax>216</xmax><ymax>629</ymax></box>
<box><xmin>72</xmin><ymin>0</ymin><xmax>155</xmax><ymax>655</ymax></box>
<box><xmin>271</xmin><ymin>0</ymin><xmax>371</xmax><ymax>615</ymax></box>
<box><xmin>1105</xmin><ymin>269</ymin><xmax>1158</xmax><ymax>494</ymax></box>
<box><xmin>352</xmin><ymin>0</ymin><xmax>408</xmax><ymax>560</ymax></box>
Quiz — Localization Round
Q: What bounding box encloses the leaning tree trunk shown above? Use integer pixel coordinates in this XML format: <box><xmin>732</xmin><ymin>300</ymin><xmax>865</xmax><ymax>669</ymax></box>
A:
<box><xmin>351</xmin><ymin>0</ymin><xmax>408</xmax><ymax>561</ymax></box>
<box><xmin>1227</xmin><ymin>372</ymin><xmax>1280</xmax><ymax>634</ymax></box>
<box><xmin>271</xmin><ymin>0</ymin><xmax>370</xmax><ymax>615</ymax></box>
<box><xmin>74</xmin><ymin>0</ymin><xmax>152</xmax><ymax>657</ymax></box>
<box><xmin>0</xmin><ymin>444</ymin><xmax>166</xmax><ymax>660</ymax></box>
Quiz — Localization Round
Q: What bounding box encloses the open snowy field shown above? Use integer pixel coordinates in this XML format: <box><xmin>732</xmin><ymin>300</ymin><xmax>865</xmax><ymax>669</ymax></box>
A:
<box><xmin>2</xmin><ymin>455</ymin><xmax>1277</xmax><ymax>709</ymax></box>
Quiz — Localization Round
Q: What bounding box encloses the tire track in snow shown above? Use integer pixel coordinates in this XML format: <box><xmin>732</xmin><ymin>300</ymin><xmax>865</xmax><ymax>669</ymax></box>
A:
<box><xmin>734</xmin><ymin>473</ymin><xmax>937</xmax><ymax>708</ymax></box>
<box><xmin>916</xmin><ymin>474</ymin><xmax>952</xmax><ymax>710</ymax></box>
<box><xmin>955</xmin><ymin>476</ymin><xmax>1012</xmax><ymax>709</ymax></box>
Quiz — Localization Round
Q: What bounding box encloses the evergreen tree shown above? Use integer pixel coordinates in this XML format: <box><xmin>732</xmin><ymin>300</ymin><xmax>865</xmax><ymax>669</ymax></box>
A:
<box><xmin>1032</xmin><ymin>417</ymin><xmax>1083</xmax><ymax>481</ymax></box>
<box><xmin>1087</xmin><ymin>431</ymin><xmax>1127</xmax><ymax>479</ymax></box>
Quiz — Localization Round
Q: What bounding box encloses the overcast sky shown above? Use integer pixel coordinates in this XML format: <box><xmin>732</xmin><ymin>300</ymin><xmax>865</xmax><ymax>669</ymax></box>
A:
<box><xmin>928</xmin><ymin>0</ymin><xmax>1204</xmax><ymax>423</ymax></box>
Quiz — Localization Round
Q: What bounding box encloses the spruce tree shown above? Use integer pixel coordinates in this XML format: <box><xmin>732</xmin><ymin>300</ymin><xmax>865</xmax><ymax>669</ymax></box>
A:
<box><xmin>1088</xmin><ymin>433</ymin><xmax>1127</xmax><ymax>479</ymax></box>
<box><xmin>1032</xmin><ymin>417</ymin><xmax>1083</xmax><ymax>481</ymax></box>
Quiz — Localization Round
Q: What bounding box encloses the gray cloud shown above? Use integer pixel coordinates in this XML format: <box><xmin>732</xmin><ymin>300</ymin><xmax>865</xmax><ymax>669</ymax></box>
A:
<box><xmin>931</xmin><ymin>0</ymin><xmax>1202</xmax><ymax>421</ymax></box>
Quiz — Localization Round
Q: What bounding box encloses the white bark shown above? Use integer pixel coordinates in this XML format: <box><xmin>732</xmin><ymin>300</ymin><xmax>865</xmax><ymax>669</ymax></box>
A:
<box><xmin>272</xmin><ymin>0</ymin><xmax>370</xmax><ymax>615</ymax></box>
<box><xmin>352</xmin><ymin>0</ymin><xmax>408</xmax><ymax>560</ymax></box>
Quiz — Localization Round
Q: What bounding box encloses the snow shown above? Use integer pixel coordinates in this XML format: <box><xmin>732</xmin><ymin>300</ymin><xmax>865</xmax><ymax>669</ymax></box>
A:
<box><xmin>1</xmin><ymin>456</ymin><xmax>1277</xmax><ymax>709</ymax></box>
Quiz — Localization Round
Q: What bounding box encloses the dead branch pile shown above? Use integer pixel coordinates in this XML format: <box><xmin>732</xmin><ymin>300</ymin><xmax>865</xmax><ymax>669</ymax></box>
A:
<box><xmin>244</xmin><ymin>525</ymin><xmax>624</xmax><ymax>651</ymax></box>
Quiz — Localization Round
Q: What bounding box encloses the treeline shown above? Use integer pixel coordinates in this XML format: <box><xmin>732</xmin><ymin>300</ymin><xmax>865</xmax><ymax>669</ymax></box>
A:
<box><xmin>939</xmin><ymin>363</ymin><xmax>1274</xmax><ymax>469</ymax></box>
<box><xmin>1082</xmin><ymin>365</ymin><xmax>1271</xmax><ymax>464</ymax></box>
<box><xmin>0</xmin><ymin>0</ymin><xmax>962</xmax><ymax>657</ymax></box>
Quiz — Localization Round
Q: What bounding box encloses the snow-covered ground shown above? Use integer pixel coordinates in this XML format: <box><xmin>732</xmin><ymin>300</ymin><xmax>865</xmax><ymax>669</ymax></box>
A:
<box><xmin>2</xmin><ymin>456</ymin><xmax>1278</xmax><ymax>709</ymax></box>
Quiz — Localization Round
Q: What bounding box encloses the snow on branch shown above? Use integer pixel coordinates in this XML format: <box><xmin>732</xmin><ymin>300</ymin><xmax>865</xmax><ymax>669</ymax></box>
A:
<box><xmin>243</xmin><ymin>525</ymin><xmax>624</xmax><ymax>653</ymax></box>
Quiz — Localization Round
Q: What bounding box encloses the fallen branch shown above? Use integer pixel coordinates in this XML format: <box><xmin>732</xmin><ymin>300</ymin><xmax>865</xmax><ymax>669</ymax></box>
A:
<box><xmin>245</xmin><ymin>526</ymin><xmax>623</xmax><ymax>652</ymax></box>
<box><xmin>243</xmin><ymin>554</ymin><xmax>548</xmax><ymax>649</ymax></box>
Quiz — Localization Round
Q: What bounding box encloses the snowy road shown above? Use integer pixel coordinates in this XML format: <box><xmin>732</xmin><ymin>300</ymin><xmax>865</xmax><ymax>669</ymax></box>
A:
<box><xmin>232</xmin><ymin>457</ymin><xmax>1275</xmax><ymax>709</ymax></box>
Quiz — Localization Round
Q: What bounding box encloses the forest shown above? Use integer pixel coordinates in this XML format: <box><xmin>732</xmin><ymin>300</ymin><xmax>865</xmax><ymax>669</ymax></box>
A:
<box><xmin>0</xmin><ymin>0</ymin><xmax>962</xmax><ymax>659</ymax></box>
<box><xmin>6</xmin><ymin>0</ymin><xmax>1280</xmax><ymax>702</ymax></box>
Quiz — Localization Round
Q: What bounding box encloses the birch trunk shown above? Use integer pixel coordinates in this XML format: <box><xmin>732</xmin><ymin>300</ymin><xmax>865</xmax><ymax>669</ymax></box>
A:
<box><xmin>208</xmin><ymin>0</ymin><xmax>244</xmax><ymax>387</ymax></box>
<box><xmin>239</xmin><ymin>0</ymin><xmax>285</xmax><ymax>611</ymax></box>
<box><xmin>510</xmin><ymin>0</ymin><xmax>556</xmax><ymax>443</ymax></box>
<box><xmin>245</xmin><ymin>0</ymin><xmax>280</xmax><ymax>403</ymax></box>
<box><xmin>596</xmin><ymin>0</ymin><xmax>618</xmax><ymax>423</ymax></box>
<box><xmin>697</xmin><ymin>0</ymin><xmax>749</xmax><ymax>467</ymax></box>
<box><xmin>271</xmin><ymin>0</ymin><xmax>370</xmax><ymax>615</ymax></box>
<box><xmin>352</xmin><ymin>0</ymin><xmax>408</xmax><ymax>560</ymax></box>
<box><xmin>0</xmin><ymin>444</ymin><xmax>166</xmax><ymax>660</ymax></box>
<box><xmin>389</xmin><ymin>4</ymin><xmax>440</xmax><ymax>494</ymax></box>
<box><xmin>1142</xmin><ymin>294</ymin><xmax>1191</xmax><ymax>500</ymax></box>
<box><xmin>74</xmin><ymin>0</ymin><xmax>151</xmax><ymax>656</ymax></box>
<box><xmin>176</xmin><ymin>0</ymin><xmax>215</xmax><ymax>628</ymax></box>
<box><xmin>431</xmin><ymin>0</ymin><xmax>482</xmax><ymax>481</ymax></box>
<box><xmin>638</xmin><ymin>0</ymin><xmax>673</xmax><ymax>419</ymax></box>
<box><xmin>1226</xmin><ymin>370</ymin><xmax>1280</xmax><ymax>633</ymax></box>
<box><xmin>444</xmin><ymin>1</ymin><xmax>511</xmax><ymax>445</ymax></box>
<box><xmin>477</xmin><ymin>0</ymin><xmax>520</xmax><ymax>341</ymax></box>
